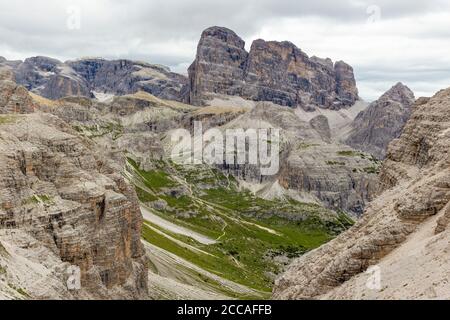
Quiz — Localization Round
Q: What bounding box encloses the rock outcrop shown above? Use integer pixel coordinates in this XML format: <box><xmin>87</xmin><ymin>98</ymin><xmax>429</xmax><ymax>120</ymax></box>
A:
<box><xmin>0</xmin><ymin>56</ymin><xmax>188</xmax><ymax>101</ymax></box>
<box><xmin>188</xmin><ymin>26</ymin><xmax>359</xmax><ymax>110</ymax></box>
<box><xmin>273</xmin><ymin>86</ymin><xmax>450</xmax><ymax>300</ymax></box>
<box><xmin>68</xmin><ymin>58</ymin><xmax>189</xmax><ymax>101</ymax></box>
<box><xmin>345</xmin><ymin>83</ymin><xmax>415</xmax><ymax>159</ymax></box>
<box><xmin>0</xmin><ymin>81</ymin><xmax>148</xmax><ymax>299</ymax></box>
<box><xmin>0</xmin><ymin>80</ymin><xmax>36</xmax><ymax>114</ymax></box>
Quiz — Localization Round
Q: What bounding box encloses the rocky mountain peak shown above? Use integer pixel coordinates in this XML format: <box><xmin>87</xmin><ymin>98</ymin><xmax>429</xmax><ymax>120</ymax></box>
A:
<box><xmin>334</xmin><ymin>61</ymin><xmax>359</xmax><ymax>105</ymax></box>
<box><xmin>23</xmin><ymin>56</ymin><xmax>62</xmax><ymax>68</ymax></box>
<box><xmin>274</xmin><ymin>86</ymin><xmax>450</xmax><ymax>300</ymax></box>
<box><xmin>188</xmin><ymin>26</ymin><xmax>359</xmax><ymax>110</ymax></box>
<box><xmin>311</xmin><ymin>56</ymin><xmax>334</xmax><ymax>69</ymax></box>
<box><xmin>345</xmin><ymin>83</ymin><xmax>415</xmax><ymax>159</ymax></box>
<box><xmin>200</xmin><ymin>26</ymin><xmax>246</xmax><ymax>48</ymax></box>
<box><xmin>380</xmin><ymin>82</ymin><xmax>415</xmax><ymax>105</ymax></box>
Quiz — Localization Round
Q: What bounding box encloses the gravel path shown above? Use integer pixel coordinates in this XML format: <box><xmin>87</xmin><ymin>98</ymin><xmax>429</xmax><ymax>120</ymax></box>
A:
<box><xmin>140</xmin><ymin>206</ymin><xmax>217</xmax><ymax>245</ymax></box>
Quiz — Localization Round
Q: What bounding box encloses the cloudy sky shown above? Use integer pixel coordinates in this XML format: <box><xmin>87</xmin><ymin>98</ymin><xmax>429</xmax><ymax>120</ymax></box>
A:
<box><xmin>1</xmin><ymin>0</ymin><xmax>449</xmax><ymax>101</ymax></box>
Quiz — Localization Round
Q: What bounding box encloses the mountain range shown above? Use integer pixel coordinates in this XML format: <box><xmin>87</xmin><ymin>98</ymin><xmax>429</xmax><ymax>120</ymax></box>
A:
<box><xmin>0</xmin><ymin>26</ymin><xmax>448</xmax><ymax>300</ymax></box>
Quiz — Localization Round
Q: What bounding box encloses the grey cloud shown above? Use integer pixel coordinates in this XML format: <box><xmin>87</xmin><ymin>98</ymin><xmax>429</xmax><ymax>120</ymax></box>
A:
<box><xmin>0</xmin><ymin>0</ymin><xmax>449</xmax><ymax>100</ymax></box>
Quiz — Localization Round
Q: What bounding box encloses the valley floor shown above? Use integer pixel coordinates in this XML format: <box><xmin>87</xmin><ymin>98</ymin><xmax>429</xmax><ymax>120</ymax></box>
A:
<box><xmin>126</xmin><ymin>158</ymin><xmax>353</xmax><ymax>299</ymax></box>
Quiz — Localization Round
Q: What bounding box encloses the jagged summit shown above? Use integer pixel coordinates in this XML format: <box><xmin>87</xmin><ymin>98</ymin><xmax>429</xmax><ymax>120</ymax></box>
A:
<box><xmin>345</xmin><ymin>83</ymin><xmax>415</xmax><ymax>159</ymax></box>
<box><xmin>188</xmin><ymin>26</ymin><xmax>359</xmax><ymax>110</ymax></box>
<box><xmin>379</xmin><ymin>82</ymin><xmax>415</xmax><ymax>104</ymax></box>
<box><xmin>200</xmin><ymin>26</ymin><xmax>246</xmax><ymax>47</ymax></box>
<box><xmin>0</xmin><ymin>56</ymin><xmax>189</xmax><ymax>101</ymax></box>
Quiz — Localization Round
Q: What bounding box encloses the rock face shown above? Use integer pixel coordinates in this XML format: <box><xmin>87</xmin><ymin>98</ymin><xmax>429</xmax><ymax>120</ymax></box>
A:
<box><xmin>0</xmin><ymin>80</ymin><xmax>36</xmax><ymax>114</ymax></box>
<box><xmin>68</xmin><ymin>59</ymin><xmax>189</xmax><ymax>101</ymax></box>
<box><xmin>345</xmin><ymin>83</ymin><xmax>415</xmax><ymax>159</ymax></box>
<box><xmin>188</xmin><ymin>27</ymin><xmax>248</xmax><ymax>105</ymax></box>
<box><xmin>13</xmin><ymin>56</ymin><xmax>92</xmax><ymax>99</ymax></box>
<box><xmin>0</xmin><ymin>56</ymin><xmax>188</xmax><ymax>101</ymax></box>
<box><xmin>273</xmin><ymin>87</ymin><xmax>450</xmax><ymax>300</ymax></box>
<box><xmin>188</xmin><ymin>26</ymin><xmax>359</xmax><ymax>110</ymax></box>
<box><xmin>309</xmin><ymin>115</ymin><xmax>331</xmax><ymax>143</ymax></box>
<box><xmin>0</xmin><ymin>81</ymin><xmax>148</xmax><ymax>299</ymax></box>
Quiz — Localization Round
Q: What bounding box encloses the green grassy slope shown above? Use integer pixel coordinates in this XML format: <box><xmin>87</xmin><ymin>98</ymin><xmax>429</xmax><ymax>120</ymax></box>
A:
<box><xmin>126</xmin><ymin>157</ymin><xmax>353</xmax><ymax>296</ymax></box>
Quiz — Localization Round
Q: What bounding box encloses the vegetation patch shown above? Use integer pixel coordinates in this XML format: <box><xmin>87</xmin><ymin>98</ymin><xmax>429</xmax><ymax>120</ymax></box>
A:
<box><xmin>326</xmin><ymin>160</ymin><xmax>346</xmax><ymax>166</ymax></box>
<box><xmin>0</xmin><ymin>242</ymin><xmax>6</xmax><ymax>256</ymax></box>
<box><xmin>127</xmin><ymin>158</ymin><xmax>354</xmax><ymax>294</ymax></box>
<box><xmin>127</xmin><ymin>158</ymin><xmax>176</xmax><ymax>191</ymax></box>
<box><xmin>297</xmin><ymin>143</ymin><xmax>320</xmax><ymax>150</ymax></box>
<box><xmin>8</xmin><ymin>283</ymin><xmax>30</xmax><ymax>298</ymax></box>
<box><xmin>0</xmin><ymin>115</ymin><xmax>19</xmax><ymax>125</ymax></box>
<box><xmin>73</xmin><ymin>121</ymin><xmax>123</xmax><ymax>140</ymax></box>
<box><xmin>363</xmin><ymin>166</ymin><xmax>381</xmax><ymax>174</ymax></box>
<box><xmin>0</xmin><ymin>265</ymin><xmax>6</xmax><ymax>275</ymax></box>
<box><xmin>22</xmin><ymin>194</ymin><xmax>54</xmax><ymax>206</ymax></box>
<box><xmin>337</xmin><ymin>150</ymin><xmax>364</xmax><ymax>157</ymax></box>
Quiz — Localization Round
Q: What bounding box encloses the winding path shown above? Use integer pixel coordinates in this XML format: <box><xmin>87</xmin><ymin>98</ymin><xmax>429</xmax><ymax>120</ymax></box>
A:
<box><xmin>140</xmin><ymin>206</ymin><xmax>217</xmax><ymax>245</ymax></box>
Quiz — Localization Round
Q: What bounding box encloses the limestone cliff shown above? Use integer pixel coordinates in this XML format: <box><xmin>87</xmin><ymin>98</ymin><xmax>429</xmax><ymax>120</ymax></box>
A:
<box><xmin>0</xmin><ymin>81</ymin><xmax>148</xmax><ymax>299</ymax></box>
<box><xmin>188</xmin><ymin>26</ymin><xmax>359</xmax><ymax>110</ymax></box>
<box><xmin>0</xmin><ymin>56</ymin><xmax>188</xmax><ymax>102</ymax></box>
<box><xmin>273</xmin><ymin>87</ymin><xmax>450</xmax><ymax>300</ymax></box>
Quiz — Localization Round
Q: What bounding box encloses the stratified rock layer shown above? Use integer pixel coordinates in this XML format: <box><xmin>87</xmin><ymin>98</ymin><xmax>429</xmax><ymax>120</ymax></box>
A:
<box><xmin>220</xmin><ymin>102</ymin><xmax>379</xmax><ymax>216</ymax></box>
<box><xmin>0</xmin><ymin>81</ymin><xmax>148</xmax><ymax>299</ymax></box>
<box><xmin>0</xmin><ymin>56</ymin><xmax>188</xmax><ymax>101</ymax></box>
<box><xmin>273</xmin><ymin>87</ymin><xmax>450</xmax><ymax>300</ymax></box>
<box><xmin>188</xmin><ymin>26</ymin><xmax>358</xmax><ymax>110</ymax></box>
<box><xmin>345</xmin><ymin>83</ymin><xmax>415</xmax><ymax>159</ymax></box>
<box><xmin>0</xmin><ymin>80</ymin><xmax>36</xmax><ymax>114</ymax></box>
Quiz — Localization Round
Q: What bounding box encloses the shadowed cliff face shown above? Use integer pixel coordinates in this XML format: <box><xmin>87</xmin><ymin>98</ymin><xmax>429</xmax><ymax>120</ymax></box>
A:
<box><xmin>188</xmin><ymin>26</ymin><xmax>359</xmax><ymax>110</ymax></box>
<box><xmin>273</xmin><ymin>86</ymin><xmax>450</xmax><ymax>300</ymax></box>
<box><xmin>216</xmin><ymin>102</ymin><xmax>380</xmax><ymax>216</ymax></box>
<box><xmin>345</xmin><ymin>82</ymin><xmax>415</xmax><ymax>160</ymax></box>
<box><xmin>0</xmin><ymin>80</ymin><xmax>36</xmax><ymax>114</ymax></box>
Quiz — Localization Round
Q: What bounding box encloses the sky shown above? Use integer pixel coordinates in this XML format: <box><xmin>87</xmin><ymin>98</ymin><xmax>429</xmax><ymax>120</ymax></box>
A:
<box><xmin>0</xmin><ymin>0</ymin><xmax>449</xmax><ymax>101</ymax></box>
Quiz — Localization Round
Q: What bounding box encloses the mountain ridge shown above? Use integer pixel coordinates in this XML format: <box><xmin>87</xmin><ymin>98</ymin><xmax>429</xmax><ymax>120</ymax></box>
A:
<box><xmin>188</xmin><ymin>26</ymin><xmax>359</xmax><ymax>110</ymax></box>
<box><xmin>345</xmin><ymin>82</ymin><xmax>415</xmax><ymax>159</ymax></box>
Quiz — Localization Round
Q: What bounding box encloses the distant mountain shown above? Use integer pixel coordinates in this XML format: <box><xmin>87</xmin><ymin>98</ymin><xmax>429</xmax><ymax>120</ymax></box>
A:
<box><xmin>188</xmin><ymin>26</ymin><xmax>359</xmax><ymax>110</ymax></box>
<box><xmin>1</xmin><ymin>26</ymin><xmax>360</xmax><ymax>112</ymax></box>
<box><xmin>345</xmin><ymin>82</ymin><xmax>415</xmax><ymax>159</ymax></box>
<box><xmin>0</xmin><ymin>56</ymin><xmax>189</xmax><ymax>101</ymax></box>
